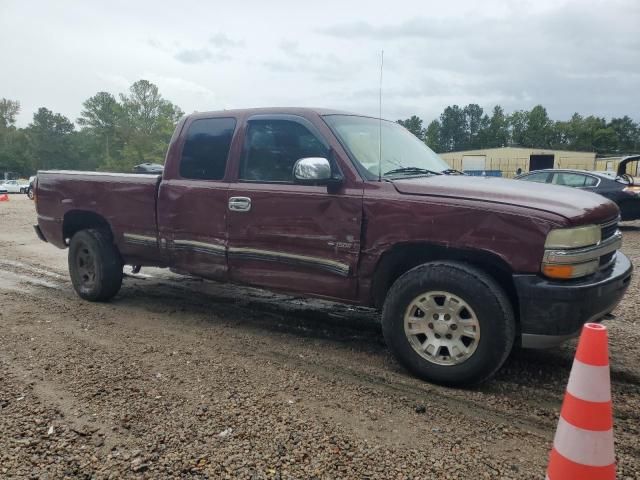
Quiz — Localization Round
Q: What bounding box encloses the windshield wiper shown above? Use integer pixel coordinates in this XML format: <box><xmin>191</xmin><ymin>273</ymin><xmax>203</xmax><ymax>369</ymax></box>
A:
<box><xmin>441</xmin><ymin>168</ymin><xmax>465</xmax><ymax>175</ymax></box>
<box><xmin>383</xmin><ymin>167</ymin><xmax>442</xmax><ymax>177</ymax></box>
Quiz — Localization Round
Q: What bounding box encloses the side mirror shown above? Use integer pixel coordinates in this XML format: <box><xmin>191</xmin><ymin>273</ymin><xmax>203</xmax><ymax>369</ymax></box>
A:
<box><xmin>293</xmin><ymin>157</ymin><xmax>332</xmax><ymax>184</ymax></box>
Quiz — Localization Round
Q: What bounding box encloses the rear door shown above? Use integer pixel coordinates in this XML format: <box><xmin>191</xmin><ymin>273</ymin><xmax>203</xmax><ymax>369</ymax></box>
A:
<box><xmin>157</xmin><ymin>116</ymin><xmax>238</xmax><ymax>280</ymax></box>
<box><xmin>226</xmin><ymin>115</ymin><xmax>363</xmax><ymax>300</ymax></box>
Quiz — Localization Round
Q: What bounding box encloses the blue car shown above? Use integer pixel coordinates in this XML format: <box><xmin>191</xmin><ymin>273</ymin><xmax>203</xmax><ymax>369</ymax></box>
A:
<box><xmin>515</xmin><ymin>155</ymin><xmax>640</xmax><ymax>221</ymax></box>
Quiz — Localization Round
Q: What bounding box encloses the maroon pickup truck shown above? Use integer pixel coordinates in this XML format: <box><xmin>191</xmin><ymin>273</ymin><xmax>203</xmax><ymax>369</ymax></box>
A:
<box><xmin>34</xmin><ymin>108</ymin><xmax>632</xmax><ymax>385</ymax></box>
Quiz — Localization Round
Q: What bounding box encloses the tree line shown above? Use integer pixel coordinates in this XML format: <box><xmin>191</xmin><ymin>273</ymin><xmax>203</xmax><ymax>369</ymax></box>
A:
<box><xmin>0</xmin><ymin>80</ymin><xmax>182</xmax><ymax>176</ymax></box>
<box><xmin>398</xmin><ymin>105</ymin><xmax>640</xmax><ymax>155</ymax></box>
<box><xmin>2</xmin><ymin>84</ymin><xmax>639</xmax><ymax>177</ymax></box>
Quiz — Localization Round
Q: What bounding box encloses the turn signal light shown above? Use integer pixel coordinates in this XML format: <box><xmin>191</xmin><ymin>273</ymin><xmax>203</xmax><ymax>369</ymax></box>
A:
<box><xmin>542</xmin><ymin>264</ymin><xmax>575</xmax><ymax>279</ymax></box>
<box><xmin>542</xmin><ymin>260</ymin><xmax>599</xmax><ymax>279</ymax></box>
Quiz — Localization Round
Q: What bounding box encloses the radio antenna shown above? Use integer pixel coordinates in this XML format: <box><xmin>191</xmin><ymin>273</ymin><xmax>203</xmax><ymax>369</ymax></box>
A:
<box><xmin>378</xmin><ymin>49</ymin><xmax>384</xmax><ymax>182</ymax></box>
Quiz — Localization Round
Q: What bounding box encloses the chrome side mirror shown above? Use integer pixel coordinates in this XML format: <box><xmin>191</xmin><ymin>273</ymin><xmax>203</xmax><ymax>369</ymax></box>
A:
<box><xmin>293</xmin><ymin>157</ymin><xmax>332</xmax><ymax>183</ymax></box>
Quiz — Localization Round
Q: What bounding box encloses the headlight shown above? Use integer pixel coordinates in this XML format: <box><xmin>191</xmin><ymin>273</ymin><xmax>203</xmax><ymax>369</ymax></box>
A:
<box><xmin>542</xmin><ymin>224</ymin><xmax>603</xmax><ymax>279</ymax></box>
<box><xmin>544</xmin><ymin>225</ymin><xmax>600</xmax><ymax>249</ymax></box>
<box><xmin>623</xmin><ymin>186</ymin><xmax>640</xmax><ymax>196</ymax></box>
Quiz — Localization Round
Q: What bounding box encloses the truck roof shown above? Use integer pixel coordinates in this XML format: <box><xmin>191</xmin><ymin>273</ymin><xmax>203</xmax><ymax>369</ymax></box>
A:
<box><xmin>186</xmin><ymin>107</ymin><xmax>362</xmax><ymax>120</ymax></box>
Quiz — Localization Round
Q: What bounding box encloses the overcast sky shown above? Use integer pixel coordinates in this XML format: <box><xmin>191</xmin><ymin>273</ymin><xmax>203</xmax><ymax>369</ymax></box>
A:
<box><xmin>1</xmin><ymin>0</ymin><xmax>638</xmax><ymax>127</ymax></box>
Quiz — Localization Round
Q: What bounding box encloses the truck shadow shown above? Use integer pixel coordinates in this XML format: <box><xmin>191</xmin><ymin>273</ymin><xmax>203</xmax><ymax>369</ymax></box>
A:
<box><xmin>111</xmin><ymin>273</ymin><xmax>639</xmax><ymax>389</ymax></box>
<box><xmin>113</xmin><ymin>270</ymin><xmax>640</xmax><ymax>391</ymax></box>
<box><xmin>119</xmin><ymin>274</ymin><xmax>385</xmax><ymax>349</ymax></box>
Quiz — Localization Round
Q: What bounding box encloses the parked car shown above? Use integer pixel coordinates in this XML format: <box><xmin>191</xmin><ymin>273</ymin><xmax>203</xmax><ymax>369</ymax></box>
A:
<box><xmin>25</xmin><ymin>176</ymin><xmax>37</xmax><ymax>200</ymax></box>
<box><xmin>1</xmin><ymin>179</ymin><xmax>30</xmax><ymax>193</ymax></box>
<box><xmin>515</xmin><ymin>160</ymin><xmax>640</xmax><ymax>221</ymax></box>
<box><xmin>593</xmin><ymin>170</ymin><xmax>618</xmax><ymax>179</ymax></box>
<box><xmin>133</xmin><ymin>163</ymin><xmax>164</xmax><ymax>174</ymax></box>
<box><xmin>33</xmin><ymin>108</ymin><xmax>632</xmax><ymax>386</ymax></box>
<box><xmin>0</xmin><ymin>185</ymin><xmax>7</xmax><ymax>194</ymax></box>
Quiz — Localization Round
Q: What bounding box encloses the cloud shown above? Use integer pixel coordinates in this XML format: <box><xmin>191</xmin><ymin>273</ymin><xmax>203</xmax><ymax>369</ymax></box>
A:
<box><xmin>96</xmin><ymin>73</ymin><xmax>131</xmax><ymax>90</ymax></box>
<box><xmin>262</xmin><ymin>41</ymin><xmax>362</xmax><ymax>82</ymax></box>
<box><xmin>316</xmin><ymin>1</ymin><xmax>640</xmax><ymax>119</ymax></box>
<box><xmin>146</xmin><ymin>38</ymin><xmax>167</xmax><ymax>51</ymax></box>
<box><xmin>319</xmin><ymin>18</ymin><xmax>457</xmax><ymax>39</ymax></box>
<box><xmin>209</xmin><ymin>33</ymin><xmax>244</xmax><ymax>48</ymax></box>
<box><xmin>140</xmin><ymin>74</ymin><xmax>217</xmax><ymax>112</ymax></box>
<box><xmin>172</xmin><ymin>33</ymin><xmax>242</xmax><ymax>64</ymax></box>
<box><xmin>2</xmin><ymin>0</ymin><xmax>638</xmax><ymax>127</ymax></box>
<box><xmin>174</xmin><ymin>48</ymin><xmax>230</xmax><ymax>64</ymax></box>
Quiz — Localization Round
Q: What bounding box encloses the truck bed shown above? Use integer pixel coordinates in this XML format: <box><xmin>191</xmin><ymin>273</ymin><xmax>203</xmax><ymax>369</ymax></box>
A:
<box><xmin>36</xmin><ymin>171</ymin><xmax>162</xmax><ymax>264</ymax></box>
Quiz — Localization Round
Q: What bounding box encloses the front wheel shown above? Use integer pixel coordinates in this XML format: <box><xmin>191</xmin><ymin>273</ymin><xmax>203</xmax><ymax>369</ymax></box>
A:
<box><xmin>27</xmin><ymin>188</ymin><xmax>34</xmax><ymax>200</ymax></box>
<box><xmin>68</xmin><ymin>229</ymin><xmax>123</xmax><ymax>302</ymax></box>
<box><xmin>382</xmin><ymin>261</ymin><xmax>515</xmax><ymax>386</ymax></box>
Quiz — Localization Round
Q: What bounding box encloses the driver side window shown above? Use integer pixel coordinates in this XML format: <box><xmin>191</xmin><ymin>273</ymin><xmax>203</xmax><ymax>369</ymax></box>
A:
<box><xmin>239</xmin><ymin>120</ymin><xmax>328</xmax><ymax>183</ymax></box>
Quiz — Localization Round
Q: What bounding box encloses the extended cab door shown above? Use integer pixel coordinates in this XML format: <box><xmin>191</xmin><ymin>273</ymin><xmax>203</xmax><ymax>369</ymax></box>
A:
<box><xmin>226</xmin><ymin>114</ymin><xmax>363</xmax><ymax>300</ymax></box>
<box><xmin>157</xmin><ymin>116</ymin><xmax>239</xmax><ymax>280</ymax></box>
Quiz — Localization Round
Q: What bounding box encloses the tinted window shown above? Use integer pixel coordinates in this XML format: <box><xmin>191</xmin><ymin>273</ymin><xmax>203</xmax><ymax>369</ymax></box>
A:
<box><xmin>522</xmin><ymin>172</ymin><xmax>549</xmax><ymax>183</ymax></box>
<box><xmin>180</xmin><ymin>118</ymin><xmax>236</xmax><ymax>180</ymax></box>
<box><xmin>552</xmin><ymin>173</ymin><xmax>595</xmax><ymax>187</ymax></box>
<box><xmin>240</xmin><ymin>120</ymin><xmax>328</xmax><ymax>182</ymax></box>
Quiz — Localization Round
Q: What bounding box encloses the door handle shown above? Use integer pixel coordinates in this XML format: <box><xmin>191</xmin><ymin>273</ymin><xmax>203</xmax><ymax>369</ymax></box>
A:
<box><xmin>228</xmin><ymin>196</ymin><xmax>252</xmax><ymax>212</ymax></box>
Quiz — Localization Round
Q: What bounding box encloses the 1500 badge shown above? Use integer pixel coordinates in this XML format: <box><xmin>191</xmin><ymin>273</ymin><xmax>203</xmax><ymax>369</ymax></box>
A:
<box><xmin>328</xmin><ymin>241</ymin><xmax>353</xmax><ymax>249</ymax></box>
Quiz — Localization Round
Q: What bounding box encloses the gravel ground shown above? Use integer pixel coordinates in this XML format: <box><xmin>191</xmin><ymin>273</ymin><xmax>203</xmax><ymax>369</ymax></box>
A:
<box><xmin>1</xmin><ymin>194</ymin><xmax>639</xmax><ymax>479</ymax></box>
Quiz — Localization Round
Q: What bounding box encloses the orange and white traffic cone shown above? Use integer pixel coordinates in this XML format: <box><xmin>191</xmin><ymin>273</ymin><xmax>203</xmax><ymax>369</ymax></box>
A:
<box><xmin>0</xmin><ymin>193</ymin><xmax>9</xmax><ymax>202</ymax></box>
<box><xmin>546</xmin><ymin>323</ymin><xmax>615</xmax><ymax>480</ymax></box>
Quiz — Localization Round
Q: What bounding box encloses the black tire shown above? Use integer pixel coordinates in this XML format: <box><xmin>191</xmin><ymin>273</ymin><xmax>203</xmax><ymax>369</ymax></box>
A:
<box><xmin>68</xmin><ymin>229</ymin><xmax>123</xmax><ymax>302</ymax></box>
<box><xmin>382</xmin><ymin>261</ymin><xmax>515</xmax><ymax>387</ymax></box>
<box><xmin>19</xmin><ymin>188</ymin><xmax>24</xmax><ymax>194</ymax></box>
<box><xmin>27</xmin><ymin>188</ymin><xmax>34</xmax><ymax>200</ymax></box>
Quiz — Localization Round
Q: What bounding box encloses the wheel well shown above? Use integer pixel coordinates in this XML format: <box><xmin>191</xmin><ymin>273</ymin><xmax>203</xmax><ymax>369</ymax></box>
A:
<box><xmin>370</xmin><ymin>243</ymin><xmax>519</xmax><ymax>315</ymax></box>
<box><xmin>63</xmin><ymin>210</ymin><xmax>112</xmax><ymax>244</ymax></box>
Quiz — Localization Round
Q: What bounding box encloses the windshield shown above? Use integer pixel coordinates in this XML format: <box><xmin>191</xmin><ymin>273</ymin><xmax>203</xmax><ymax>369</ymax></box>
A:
<box><xmin>323</xmin><ymin>115</ymin><xmax>449</xmax><ymax>180</ymax></box>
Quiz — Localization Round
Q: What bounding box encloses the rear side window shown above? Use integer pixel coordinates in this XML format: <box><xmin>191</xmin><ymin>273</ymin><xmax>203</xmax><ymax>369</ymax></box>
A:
<box><xmin>583</xmin><ymin>176</ymin><xmax>598</xmax><ymax>187</ymax></box>
<box><xmin>552</xmin><ymin>173</ymin><xmax>596</xmax><ymax>187</ymax></box>
<box><xmin>180</xmin><ymin>118</ymin><xmax>236</xmax><ymax>180</ymax></box>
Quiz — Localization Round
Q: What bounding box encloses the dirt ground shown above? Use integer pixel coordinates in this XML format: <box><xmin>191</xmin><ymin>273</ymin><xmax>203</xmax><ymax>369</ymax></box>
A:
<box><xmin>1</xmin><ymin>194</ymin><xmax>639</xmax><ymax>479</ymax></box>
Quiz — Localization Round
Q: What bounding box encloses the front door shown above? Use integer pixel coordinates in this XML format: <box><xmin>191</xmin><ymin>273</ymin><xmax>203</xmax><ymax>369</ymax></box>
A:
<box><xmin>226</xmin><ymin>116</ymin><xmax>363</xmax><ymax>300</ymax></box>
<box><xmin>157</xmin><ymin>116</ymin><xmax>237</xmax><ymax>280</ymax></box>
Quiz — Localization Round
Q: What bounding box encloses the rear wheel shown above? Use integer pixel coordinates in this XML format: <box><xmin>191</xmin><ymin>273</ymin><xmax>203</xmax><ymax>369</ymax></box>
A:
<box><xmin>27</xmin><ymin>188</ymin><xmax>34</xmax><ymax>200</ymax></box>
<box><xmin>68</xmin><ymin>229</ymin><xmax>123</xmax><ymax>301</ymax></box>
<box><xmin>382</xmin><ymin>261</ymin><xmax>515</xmax><ymax>386</ymax></box>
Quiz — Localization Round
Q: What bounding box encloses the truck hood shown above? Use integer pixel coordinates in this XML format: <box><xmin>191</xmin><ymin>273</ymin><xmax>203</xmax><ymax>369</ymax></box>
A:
<box><xmin>391</xmin><ymin>176</ymin><xmax>619</xmax><ymax>225</ymax></box>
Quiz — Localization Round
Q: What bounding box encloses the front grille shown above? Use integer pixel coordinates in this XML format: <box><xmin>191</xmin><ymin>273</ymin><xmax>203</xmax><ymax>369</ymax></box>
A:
<box><xmin>598</xmin><ymin>217</ymin><xmax>620</xmax><ymax>270</ymax></box>
<box><xmin>601</xmin><ymin>217</ymin><xmax>619</xmax><ymax>242</ymax></box>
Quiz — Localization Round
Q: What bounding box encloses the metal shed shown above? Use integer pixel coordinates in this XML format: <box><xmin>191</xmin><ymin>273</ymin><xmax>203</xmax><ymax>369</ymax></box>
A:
<box><xmin>439</xmin><ymin>147</ymin><xmax>597</xmax><ymax>178</ymax></box>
